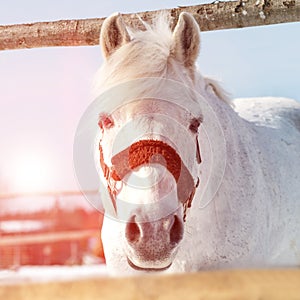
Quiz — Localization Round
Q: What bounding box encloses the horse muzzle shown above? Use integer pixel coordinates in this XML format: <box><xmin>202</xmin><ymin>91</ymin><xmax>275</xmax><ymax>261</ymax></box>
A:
<box><xmin>124</xmin><ymin>212</ymin><xmax>183</xmax><ymax>271</ymax></box>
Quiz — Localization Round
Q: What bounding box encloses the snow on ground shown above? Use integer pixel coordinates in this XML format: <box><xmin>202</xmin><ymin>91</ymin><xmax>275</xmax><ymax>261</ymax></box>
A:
<box><xmin>0</xmin><ymin>264</ymin><xmax>108</xmax><ymax>285</ymax></box>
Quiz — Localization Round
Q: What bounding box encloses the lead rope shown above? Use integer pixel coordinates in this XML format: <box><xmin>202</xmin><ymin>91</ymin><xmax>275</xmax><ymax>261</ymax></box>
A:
<box><xmin>183</xmin><ymin>177</ymin><xmax>199</xmax><ymax>222</ymax></box>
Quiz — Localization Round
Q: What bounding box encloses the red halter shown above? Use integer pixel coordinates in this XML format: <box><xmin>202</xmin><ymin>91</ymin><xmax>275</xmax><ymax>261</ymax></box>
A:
<box><xmin>99</xmin><ymin>139</ymin><xmax>199</xmax><ymax>222</ymax></box>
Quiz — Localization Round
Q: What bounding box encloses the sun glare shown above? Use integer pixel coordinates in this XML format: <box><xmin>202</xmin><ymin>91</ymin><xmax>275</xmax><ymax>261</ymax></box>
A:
<box><xmin>9</xmin><ymin>152</ymin><xmax>54</xmax><ymax>193</ymax></box>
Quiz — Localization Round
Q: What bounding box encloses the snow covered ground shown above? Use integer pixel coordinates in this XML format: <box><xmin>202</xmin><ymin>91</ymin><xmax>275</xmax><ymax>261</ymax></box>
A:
<box><xmin>0</xmin><ymin>265</ymin><xmax>108</xmax><ymax>285</ymax></box>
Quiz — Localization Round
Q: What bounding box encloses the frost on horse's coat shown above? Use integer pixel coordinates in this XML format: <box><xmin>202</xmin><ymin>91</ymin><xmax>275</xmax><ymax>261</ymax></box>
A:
<box><xmin>94</xmin><ymin>12</ymin><xmax>300</xmax><ymax>275</ymax></box>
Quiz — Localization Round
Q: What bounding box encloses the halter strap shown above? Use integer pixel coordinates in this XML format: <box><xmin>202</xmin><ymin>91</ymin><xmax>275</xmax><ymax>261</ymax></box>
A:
<box><xmin>99</xmin><ymin>140</ymin><xmax>199</xmax><ymax>222</ymax></box>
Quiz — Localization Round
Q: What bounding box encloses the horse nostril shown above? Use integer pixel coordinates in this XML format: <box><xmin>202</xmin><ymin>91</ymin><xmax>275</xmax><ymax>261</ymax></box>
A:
<box><xmin>125</xmin><ymin>216</ymin><xmax>141</xmax><ymax>244</ymax></box>
<box><xmin>170</xmin><ymin>215</ymin><xmax>184</xmax><ymax>246</ymax></box>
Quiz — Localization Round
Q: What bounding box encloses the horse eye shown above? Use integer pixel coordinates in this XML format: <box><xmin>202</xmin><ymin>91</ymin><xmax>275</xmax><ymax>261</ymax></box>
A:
<box><xmin>98</xmin><ymin>114</ymin><xmax>114</xmax><ymax>129</ymax></box>
<box><xmin>189</xmin><ymin>117</ymin><xmax>202</xmax><ymax>133</ymax></box>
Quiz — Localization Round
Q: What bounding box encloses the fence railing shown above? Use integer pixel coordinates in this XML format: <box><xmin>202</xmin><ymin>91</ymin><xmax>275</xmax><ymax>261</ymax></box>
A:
<box><xmin>0</xmin><ymin>0</ymin><xmax>300</xmax><ymax>51</ymax></box>
<box><xmin>0</xmin><ymin>190</ymin><xmax>98</xmax><ymax>200</ymax></box>
<box><xmin>0</xmin><ymin>230</ymin><xmax>99</xmax><ymax>247</ymax></box>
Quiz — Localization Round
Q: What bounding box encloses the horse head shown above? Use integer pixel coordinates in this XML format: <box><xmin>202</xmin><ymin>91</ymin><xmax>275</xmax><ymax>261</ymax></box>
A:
<box><xmin>95</xmin><ymin>12</ymin><xmax>213</xmax><ymax>272</ymax></box>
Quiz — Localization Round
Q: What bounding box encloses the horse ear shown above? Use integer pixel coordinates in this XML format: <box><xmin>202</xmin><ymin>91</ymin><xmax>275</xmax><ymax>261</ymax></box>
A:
<box><xmin>100</xmin><ymin>13</ymin><xmax>131</xmax><ymax>59</ymax></box>
<box><xmin>171</xmin><ymin>12</ymin><xmax>200</xmax><ymax>68</ymax></box>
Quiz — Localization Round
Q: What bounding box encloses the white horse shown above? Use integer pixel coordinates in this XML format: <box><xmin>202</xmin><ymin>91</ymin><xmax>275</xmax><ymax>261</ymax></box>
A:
<box><xmin>93</xmin><ymin>12</ymin><xmax>300</xmax><ymax>275</ymax></box>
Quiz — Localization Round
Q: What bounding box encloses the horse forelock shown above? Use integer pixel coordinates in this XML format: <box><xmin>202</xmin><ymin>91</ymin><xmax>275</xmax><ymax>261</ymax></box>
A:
<box><xmin>93</xmin><ymin>13</ymin><xmax>195</xmax><ymax>96</ymax></box>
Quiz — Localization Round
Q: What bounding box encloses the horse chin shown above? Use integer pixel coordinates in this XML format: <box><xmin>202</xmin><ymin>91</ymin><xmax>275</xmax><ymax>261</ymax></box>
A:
<box><xmin>126</xmin><ymin>256</ymin><xmax>173</xmax><ymax>272</ymax></box>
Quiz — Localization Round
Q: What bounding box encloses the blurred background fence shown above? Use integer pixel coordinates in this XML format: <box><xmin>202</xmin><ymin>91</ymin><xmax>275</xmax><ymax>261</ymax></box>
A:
<box><xmin>0</xmin><ymin>191</ymin><xmax>105</xmax><ymax>269</ymax></box>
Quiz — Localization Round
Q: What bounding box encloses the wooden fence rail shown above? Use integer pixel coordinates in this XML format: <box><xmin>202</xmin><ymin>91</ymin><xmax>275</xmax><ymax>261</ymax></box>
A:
<box><xmin>0</xmin><ymin>190</ymin><xmax>98</xmax><ymax>200</ymax></box>
<box><xmin>0</xmin><ymin>230</ymin><xmax>99</xmax><ymax>246</ymax></box>
<box><xmin>0</xmin><ymin>0</ymin><xmax>299</xmax><ymax>51</ymax></box>
<box><xmin>0</xmin><ymin>269</ymin><xmax>300</xmax><ymax>300</ymax></box>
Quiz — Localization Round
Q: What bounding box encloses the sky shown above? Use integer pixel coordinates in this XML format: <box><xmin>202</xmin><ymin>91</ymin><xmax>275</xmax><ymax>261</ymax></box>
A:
<box><xmin>0</xmin><ymin>0</ymin><xmax>299</xmax><ymax>194</ymax></box>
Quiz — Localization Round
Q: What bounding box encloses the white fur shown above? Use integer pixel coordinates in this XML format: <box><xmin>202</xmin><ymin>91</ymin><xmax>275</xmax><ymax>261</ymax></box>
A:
<box><xmin>95</xmin><ymin>13</ymin><xmax>300</xmax><ymax>275</ymax></box>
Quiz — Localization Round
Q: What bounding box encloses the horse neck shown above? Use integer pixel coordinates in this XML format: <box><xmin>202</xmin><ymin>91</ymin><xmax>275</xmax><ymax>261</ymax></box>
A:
<box><xmin>183</xmin><ymin>80</ymin><xmax>272</xmax><ymax>259</ymax></box>
<box><xmin>193</xmin><ymin>73</ymin><xmax>268</xmax><ymax>207</ymax></box>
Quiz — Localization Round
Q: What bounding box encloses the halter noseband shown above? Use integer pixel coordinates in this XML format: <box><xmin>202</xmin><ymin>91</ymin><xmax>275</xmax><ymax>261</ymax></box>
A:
<box><xmin>99</xmin><ymin>140</ymin><xmax>199</xmax><ymax>222</ymax></box>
